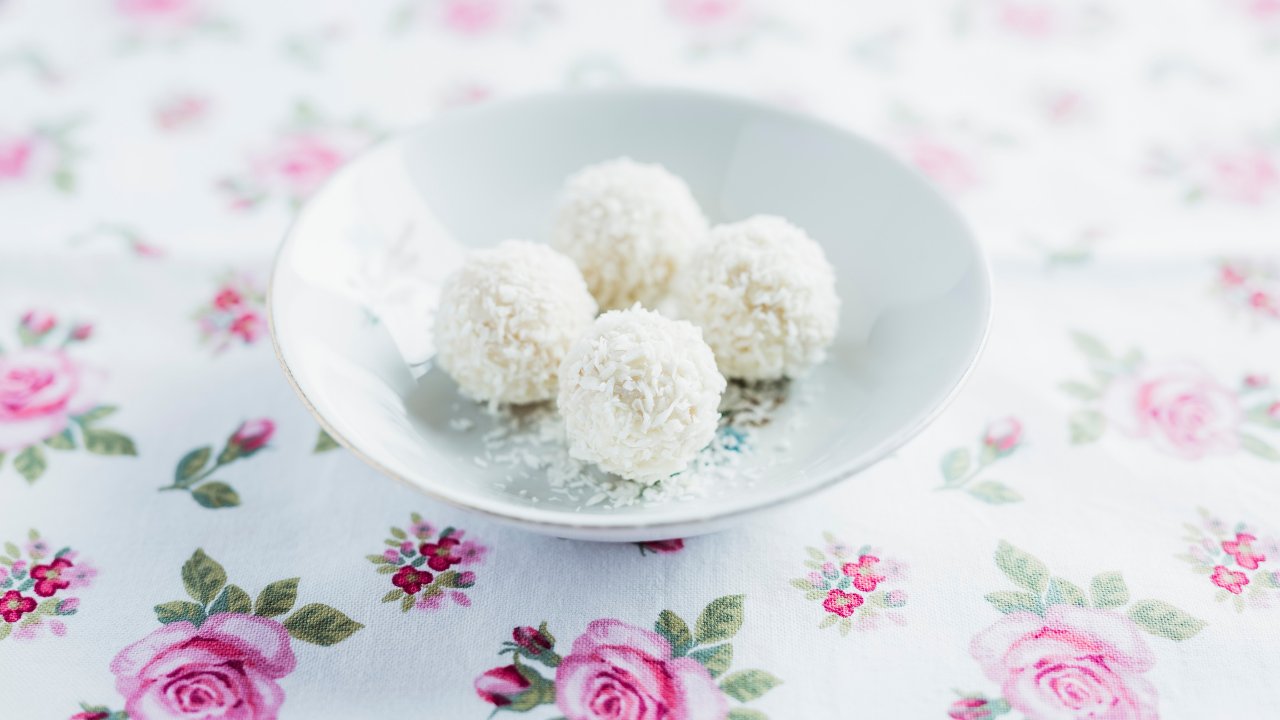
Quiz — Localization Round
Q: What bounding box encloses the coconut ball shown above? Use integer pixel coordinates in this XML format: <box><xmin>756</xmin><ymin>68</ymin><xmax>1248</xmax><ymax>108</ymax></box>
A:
<box><xmin>551</xmin><ymin>157</ymin><xmax>709</xmax><ymax>311</ymax></box>
<box><xmin>680</xmin><ymin>215</ymin><xmax>840</xmax><ymax>380</ymax></box>
<box><xmin>433</xmin><ymin>240</ymin><xmax>598</xmax><ymax>406</ymax></box>
<box><xmin>557</xmin><ymin>305</ymin><xmax>726</xmax><ymax>484</ymax></box>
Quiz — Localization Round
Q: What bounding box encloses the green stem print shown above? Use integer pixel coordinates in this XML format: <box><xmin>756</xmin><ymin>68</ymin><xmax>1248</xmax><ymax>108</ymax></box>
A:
<box><xmin>937</xmin><ymin>417</ymin><xmax>1023</xmax><ymax>504</ymax></box>
<box><xmin>160</xmin><ymin>419</ymin><xmax>275</xmax><ymax>508</ymax></box>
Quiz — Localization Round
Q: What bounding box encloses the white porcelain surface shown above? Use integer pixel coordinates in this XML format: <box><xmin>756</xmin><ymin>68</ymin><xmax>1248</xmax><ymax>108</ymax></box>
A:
<box><xmin>269</xmin><ymin>88</ymin><xmax>991</xmax><ymax>542</ymax></box>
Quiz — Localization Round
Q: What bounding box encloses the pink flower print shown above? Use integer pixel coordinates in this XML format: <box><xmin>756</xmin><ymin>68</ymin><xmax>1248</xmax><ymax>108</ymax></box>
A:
<box><xmin>111</xmin><ymin>613</ymin><xmax>296</xmax><ymax>720</ymax></box>
<box><xmin>886</xmin><ymin>589</ymin><xmax>908</xmax><ymax>607</ymax></box>
<box><xmin>253</xmin><ymin>135</ymin><xmax>346</xmax><ymax>200</ymax></box>
<box><xmin>415</xmin><ymin>592</ymin><xmax>445</xmax><ymax>611</ymax></box>
<box><xmin>639</xmin><ymin>539</ymin><xmax>685</xmax><ymax>554</ymax></box>
<box><xmin>399</xmin><ymin>541</ymin><xmax>415</xmax><ymax>554</ymax></box>
<box><xmin>667</xmin><ymin>0</ymin><xmax>748</xmax><ymax>26</ymax></box>
<box><xmin>1</xmin><ymin>590</ymin><xmax>36</xmax><ymax>622</ymax></box>
<box><xmin>0</xmin><ymin>135</ymin><xmax>34</xmax><ymax>181</ymax></box>
<box><xmin>69</xmin><ymin>323</ymin><xmax>93</xmax><ymax>342</ymax></box>
<box><xmin>451</xmin><ymin>590</ymin><xmax>471</xmax><ymax>606</ymax></box>
<box><xmin>555</xmin><ymin>619</ymin><xmax>728</xmax><ymax>720</ymax></box>
<box><xmin>1222</xmin><ymin>533</ymin><xmax>1266</xmax><ymax>569</ymax></box>
<box><xmin>1237</xmin><ymin>0</ymin><xmax>1280</xmax><ymax>21</ymax></box>
<box><xmin>21</xmin><ymin>310</ymin><xmax>56</xmax><ymax>336</ymax></box>
<box><xmin>907</xmin><ymin>138</ymin><xmax>978</xmax><ymax>194</ymax></box>
<box><xmin>998</xmin><ymin>2</ymin><xmax>1057</xmax><ymax>38</ymax></box>
<box><xmin>114</xmin><ymin>0</ymin><xmax>201</xmax><ymax>25</ymax></box>
<box><xmin>49</xmin><ymin>619</ymin><xmax>66</xmax><ymax>636</ymax></box>
<box><xmin>474</xmin><ymin>664</ymin><xmax>530</xmax><ymax>707</ymax></box>
<box><xmin>24</xmin><ymin>539</ymin><xmax>51</xmax><ymax>558</ymax></box>
<box><xmin>879</xmin><ymin>557</ymin><xmax>909</xmax><ymax>582</ymax></box>
<box><xmin>1212</xmin><ymin>565</ymin><xmax>1249</xmax><ymax>594</ymax></box>
<box><xmin>455</xmin><ymin>540</ymin><xmax>489</xmax><ymax>565</ymax></box>
<box><xmin>970</xmin><ymin>605</ymin><xmax>1158</xmax><ymax>720</ymax></box>
<box><xmin>30</xmin><ymin>557</ymin><xmax>72</xmax><ymax>597</ymax></box>
<box><xmin>1189</xmin><ymin>544</ymin><xmax>1212</xmax><ymax>564</ymax></box>
<box><xmin>806</xmin><ymin>571</ymin><xmax>825</xmax><ymax>586</ymax></box>
<box><xmin>983</xmin><ymin>417</ymin><xmax>1023</xmax><ymax>455</ymax></box>
<box><xmin>512</xmin><ymin>625</ymin><xmax>552</xmax><ymax>655</ymax></box>
<box><xmin>1249</xmin><ymin>290</ymin><xmax>1280</xmax><ymax>318</ymax></box>
<box><xmin>382</xmin><ymin>548</ymin><xmax>399</xmax><ymax>562</ymax></box>
<box><xmin>213</xmin><ymin>288</ymin><xmax>242</xmax><ymax>311</ymax></box>
<box><xmin>949</xmin><ymin>697</ymin><xmax>995</xmax><ymax>720</ymax></box>
<box><xmin>822</xmin><ymin>589</ymin><xmax>863</xmax><ymax>618</ymax></box>
<box><xmin>11</xmin><ymin>560</ymin><xmax>26</xmax><ymax>573</ymax></box>
<box><xmin>439</xmin><ymin>0</ymin><xmax>507</xmax><ymax>35</ymax></box>
<box><xmin>58</xmin><ymin>597</ymin><xmax>80</xmax><ymax>612</ymax></box>
<box><xmin>1221</xmin><ymin>261</ymin><xmax>1248</xmax><ymax>286</ymax></box>
<box><xmin>1245</xmin><ymin>373</ymin><xmax>1270</xmax><ymax>388</ymax></box>
<box><xmin>0</xmin><ymin>348</ymin><xmax>102</xmax><ymax>452</ymax></box>
<box><xmin>229</xmin><ymin>418</ymin><xmax>274</xmax><ymax>455</ymax></box>
<box><xmin>841</xmin><ymin>555</ymin><xmax>885</xmax><ymax>592</ymax></box>
<box><xmin>155</xmin><ymin>94</ymin><xmax>209</xmax><ymax>131</ymax></box>
<box><xmin>457</xmin><ymin>570</ymin><xmax>476</xmax><ymax>586</ymax></box>
<box><xmin>230</xmin><ymin>311</ymin><xmax>267</xmax><ymax>343</ymax></box>
<box><xmin>71</xmin><ymin>712</ymin><xmax>111</xmax><ymax>720</ymax></box>
<box><xmin>1101</xmin><ymin>361</ymin><xmax>1243</xmax><ymax>459</ymax></box>
<box><xmin>409</xmin><ymin>520</ymin><xmax>436</xmax><ymax>539</ymax></box>
<box><xmin>1209</xmin><ymin>149</ymin><xmax>1278</xmax><ymax>204</ymax></box>
<box><xmin>0</xmin><ymin>567</ymin><xmax>7</xmax><ymax>582</ymax></box>
<box><xmin>825</xmin><ymin>541</ymin><xmax>853</xmax><ymax>558</ymax></box>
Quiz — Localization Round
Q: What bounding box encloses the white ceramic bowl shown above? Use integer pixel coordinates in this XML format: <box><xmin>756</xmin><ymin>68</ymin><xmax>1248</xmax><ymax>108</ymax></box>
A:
<box><xmin>269</xmin><ymin>88</ymin><xmax>990</xmax><ymax>541</ymax></box>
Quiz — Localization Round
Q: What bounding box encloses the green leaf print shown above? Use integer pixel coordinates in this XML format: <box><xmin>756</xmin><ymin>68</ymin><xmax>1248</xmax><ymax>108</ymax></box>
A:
<box><xmin>994</xmin><ymin>541</ymin><xmax>1049</xmax><ymax>595</ymax></box>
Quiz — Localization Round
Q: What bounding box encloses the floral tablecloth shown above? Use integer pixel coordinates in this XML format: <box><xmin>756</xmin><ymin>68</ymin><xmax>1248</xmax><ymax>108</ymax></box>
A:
<box><xmin>3</xmin><ymin>1</ymin><xmax>1280</xmax><ymax>719</ymax></box>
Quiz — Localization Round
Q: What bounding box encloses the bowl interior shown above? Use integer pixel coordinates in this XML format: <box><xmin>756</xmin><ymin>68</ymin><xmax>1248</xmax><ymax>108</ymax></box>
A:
<box><xmin>270</xmin><ymin>88</ymin><xmax>989</xmax><ymax>539</ymax></box>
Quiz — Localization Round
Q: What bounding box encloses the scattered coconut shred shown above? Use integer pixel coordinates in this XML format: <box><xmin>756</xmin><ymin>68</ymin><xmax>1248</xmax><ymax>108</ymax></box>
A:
<box><xmin>456</xmin><ymin>379</ymin><xmax>799</xmax><ymax>510</ymax></box>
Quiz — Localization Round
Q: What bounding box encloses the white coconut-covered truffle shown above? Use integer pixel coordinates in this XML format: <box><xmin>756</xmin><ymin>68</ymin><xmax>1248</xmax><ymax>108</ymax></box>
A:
<box><xmin>551</xmin><ymin>158</ymin><xmax>709</xmax><ymax>311</ymax></box>
<box><xmin>557</xmin><ymin>305</ymin><xmax>726</xmax><ymax>484</ymax></box>
<box><xmin>679</xmin><ymin>215</ymin><xmax>840</xmax><ymax>380</ymax></box>
<box><xmin>433</xmin><ymin>240</ymin><xmax>598</xmax><ymax>406</ymax></box>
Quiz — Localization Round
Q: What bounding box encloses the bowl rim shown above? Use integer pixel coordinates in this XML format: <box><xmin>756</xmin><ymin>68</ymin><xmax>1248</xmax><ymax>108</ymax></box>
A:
<box><xmin>267</xmin><ymin>85</ymin><xmax>994</xmax><ymax>534</ymax></box>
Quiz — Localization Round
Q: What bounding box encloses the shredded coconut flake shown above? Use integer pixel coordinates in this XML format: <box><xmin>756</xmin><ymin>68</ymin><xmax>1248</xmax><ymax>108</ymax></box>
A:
<box><xmin>679</xmin><ymin>214</ymin><xmax>840</xmax><ymax>380</ymax></box>
<box><xmin>433</xmin><ymin>239</ymin><xmax>597</xmax><ymax>406</ymax></box>
<box><xmin>551</xmin><ymin>158</ymin><xmax>708</xmax><ymax>311</ymax></box>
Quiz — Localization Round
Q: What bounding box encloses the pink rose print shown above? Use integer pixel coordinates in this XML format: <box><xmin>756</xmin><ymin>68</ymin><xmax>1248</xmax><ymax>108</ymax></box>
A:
<box><xmin>253</xmin><ymin>135</ymin><xmax>345</xmax><ymax>200</ymax></box>
<box><xmin>998</xmin><ymin>2</ymin><xmax>1057</xmax><ymax>38</ymax></box>
<box><xmin>230</xmin><ymin>418</ymin><xmax>275</xmax><ymax>455</ymax></box>
<box><xmin>512</xmin><ymin>625</ymin><xmax>553</xmax><ymax>656</ymax></box>
<box><xmin>667</xmin><ymin>0</ymin><xmax>747</xmax><ymax>26</ymax></box>
<box><xmin>21</xmin><ymin>310</ymin><xmax>55</xmax><ymax>336</ymax></box>
<box><xmin>983</xmin><ymin>417</ymin><xmax>1023</xmax><ymax>455</ymax></box>
<box><xmin>970</xmin><ymin>605</ymin><xmax>1158</xmax><ymax>720</ymax></box>
<box><xmin>948</xmin><ymin>696</ymin><xmax>1005</xmax><ymax>720</ymax></box>
<box><xmin>555</xmin><ymin>619</ymin><xmax>728</xmax><ymax>720</ymax></box>
<box><xmin>439</xmin><ymin>0</ymin><xmax>507</xmax><ymax>34</ymax></box>
<box><xmin>155</xmin><ymin>94</ymin><xmax>210</xmax><ymax>131</ymax></box>
<box><xmin>0</xmin><ymin>348</ymin><xmax>100</xmax><ymax>453</ymax></box>
<box><xmin>1101</xmin><ymin>361</ymin><xmax>1243</xmax><ymax>459</ymax></box>
<box><xmin>478</xmin><ymin>596</ymin><xmax>778</xmax><ymax>717</ymax></box>
<box><xmin>195</xmin><ymin>272</ymin><xmax>267</xmax><ymax>352</ymax></box>
<box><xmin>637</xmin><ymin>538</ymin><xmax>685</xmax><ymax>555</ymax></box>
<box><xmin>0</xmin><ymin>135</ymin><xmax>34</xmax><ymax>181</ymax></box>
<box><xmin>1208</xmin><ymin>149</ymin><xmax>1278</xmax><ymax>205</ymax></box>
<box><xmin>841</xmin><ymin>555</ymin><xmax>885</xmax><ymax>592</ymax></box>
<box><xmin>160</xmin><ymin>418</ymin><xmax>276</xmax><ymax>508</ymax></box>
<box><xmin>70</xmin><ymin>711</ymin><xmax>110</xmax><ymax>720</ymax></box>
<box><xmin>475</xmin><ymin>664</ymin><xmax>530</xmax><ymax>706</ymax></box>
<box><xmin>906</xmin><ymin>138</ymin><xmax>978</xmax><ymax>194</ymax></box>
<box><xmin>1211</xmin><ymin>565</ymin><xmax>1250</xmax><ymax>595</ymax></box>
<box><xmin>1222</xmin><ymin>533</ymin><xmax>1266</xmax><ymax>570</ymax></box>
<box><xmin>111</xmin><ymin>613</ymin><xmax>296</xmax><ymax>720</ymax></box>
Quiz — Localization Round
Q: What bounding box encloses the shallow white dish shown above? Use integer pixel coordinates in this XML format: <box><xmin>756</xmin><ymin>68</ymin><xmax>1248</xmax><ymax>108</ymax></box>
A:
<box><xmin>269</xmin><ymin>87</ymin><xmax>991</xmax><ymax>542</ymax></box>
